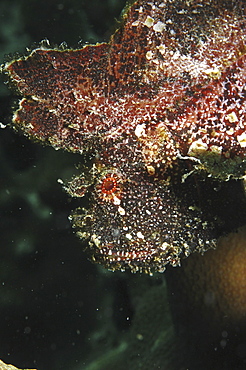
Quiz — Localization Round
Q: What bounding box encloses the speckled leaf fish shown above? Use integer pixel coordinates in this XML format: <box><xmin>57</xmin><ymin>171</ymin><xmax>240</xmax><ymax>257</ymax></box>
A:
<box><xmin>2</xmin><ymin>0</ymin><xmax>246</xmax><ymax>273</ymax></box>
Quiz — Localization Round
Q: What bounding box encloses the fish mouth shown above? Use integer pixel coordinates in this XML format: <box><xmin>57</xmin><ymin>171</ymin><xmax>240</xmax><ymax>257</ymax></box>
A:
<box><xmin>90</xmin><ymin>241</ymin><xmax>182</xmax><ymax>273</ymax></box>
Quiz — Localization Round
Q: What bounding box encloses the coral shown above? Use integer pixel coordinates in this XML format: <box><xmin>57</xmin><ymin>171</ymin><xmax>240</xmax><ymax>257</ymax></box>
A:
<box><xmin>0</xmin><ymin>359</ymin><xmax>36</xmax><ymax>370</ymax></box>
<box><xmin>165</xmin><ymin>225</ymin><xmax>246</xmax><ymax>369</ymax></box>
<box><xmin>180</xmin><ymin>225</ymin><xmax>246</xmax><ymax>323</ymax></box>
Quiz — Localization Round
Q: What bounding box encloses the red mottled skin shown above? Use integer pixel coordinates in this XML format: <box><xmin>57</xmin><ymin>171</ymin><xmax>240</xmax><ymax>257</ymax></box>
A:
<box><xmin>2</xmin><ymin>0</ymin><xmax>246</xmax><ymax>273</ymax></box>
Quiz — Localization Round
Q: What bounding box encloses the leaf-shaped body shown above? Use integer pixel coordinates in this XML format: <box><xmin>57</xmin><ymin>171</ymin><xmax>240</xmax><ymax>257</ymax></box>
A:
<box><xmin>3</xmin><ymin>0</ymin><xmax>246</xmax><ymax>273</ymax></box>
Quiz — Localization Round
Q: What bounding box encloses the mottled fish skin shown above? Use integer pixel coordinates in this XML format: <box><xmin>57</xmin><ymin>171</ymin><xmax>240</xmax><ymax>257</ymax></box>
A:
<box><xmin>2</xmin><ymin>0</ymin><xmax>246</xmax><ymax>273</ymax></box>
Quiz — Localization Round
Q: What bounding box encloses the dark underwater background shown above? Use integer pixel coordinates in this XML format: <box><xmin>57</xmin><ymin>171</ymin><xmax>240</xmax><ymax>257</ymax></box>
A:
<box><xmin>0</xmin><ymin>1</ymin><xmax>246</xmax><ymax>369</ymax></box>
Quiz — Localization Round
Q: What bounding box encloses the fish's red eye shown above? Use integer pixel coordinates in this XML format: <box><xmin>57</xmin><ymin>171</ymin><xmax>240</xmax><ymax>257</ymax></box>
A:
<box><xmin>102</xmin><ymin>177</ymin><xmax>117</xmax><ymax>193</ymax></box>
<box><xmin>96</xmin><ymin>172</ymin><xmax>123</xmax><ymax>203</ymax></box>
